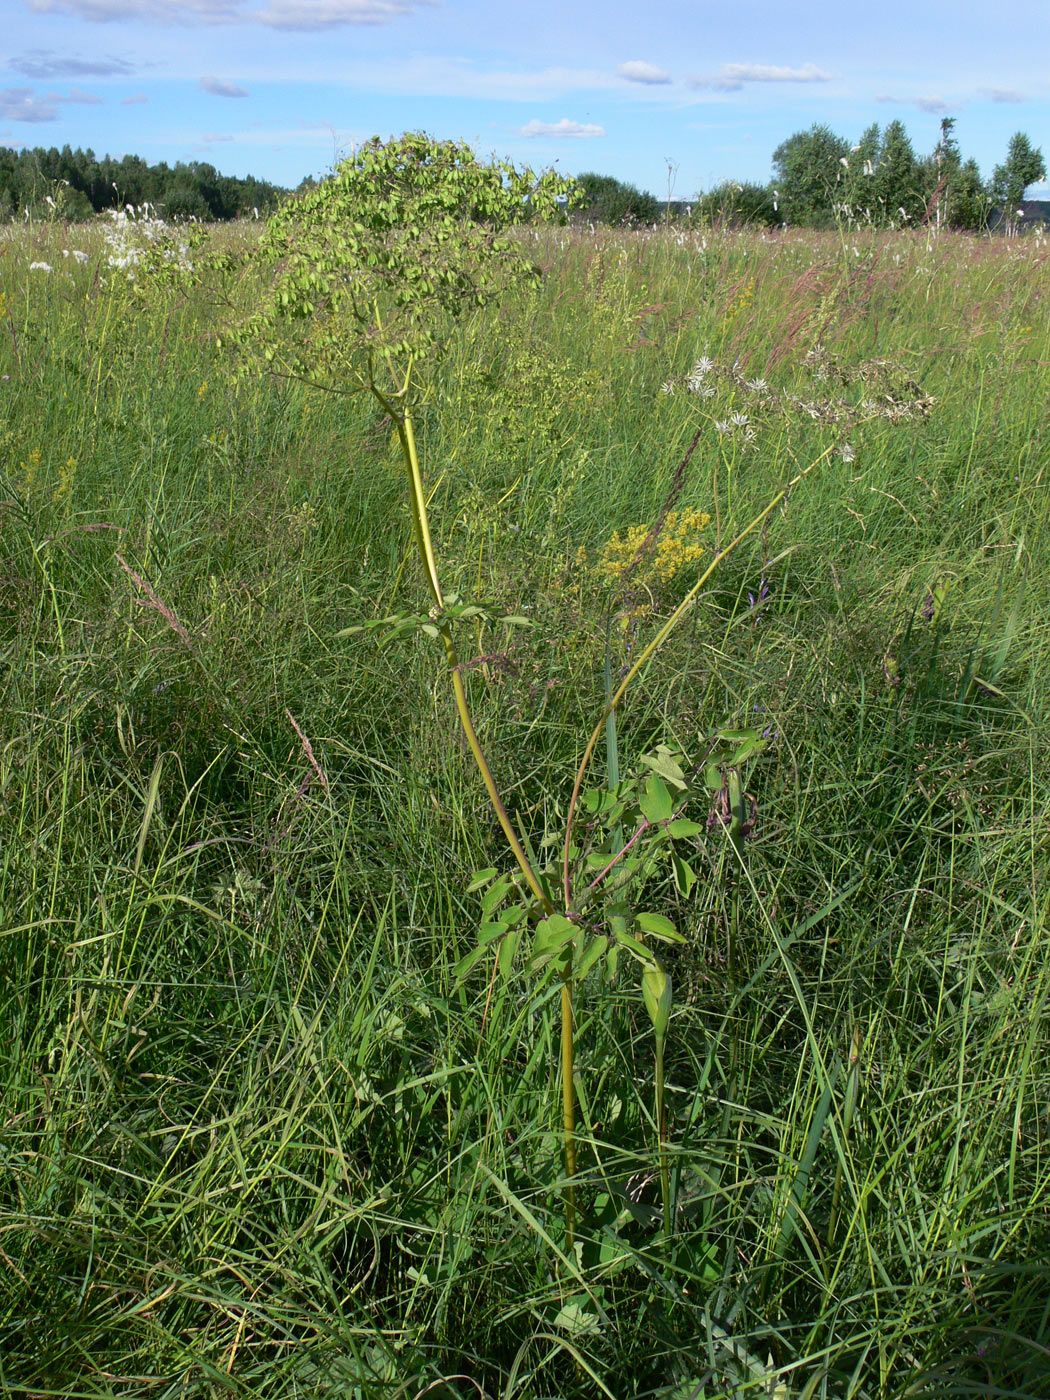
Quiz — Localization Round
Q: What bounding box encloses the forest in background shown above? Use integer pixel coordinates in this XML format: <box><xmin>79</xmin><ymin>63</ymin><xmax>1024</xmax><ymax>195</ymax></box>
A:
<box><xmin>575</xmin><ymin>120</ymin><xmax>1045</xmax><ymax>233</ymax></box>
<box><xmin>2</xmin><ymin>117</ymin><xmax>1047</xmax><ymax>234</ymax></box>
<box><xmin>0</xmin><ymin>142</ymin><xmax>286</xmax><ymax>222</ymax></box>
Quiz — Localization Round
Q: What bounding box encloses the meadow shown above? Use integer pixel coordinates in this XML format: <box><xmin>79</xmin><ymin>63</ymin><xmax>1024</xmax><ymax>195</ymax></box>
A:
<box><xmin>1</xmin><ymin>206</ymin><xmax>1049</xmax><ymax>1398</ymax></box>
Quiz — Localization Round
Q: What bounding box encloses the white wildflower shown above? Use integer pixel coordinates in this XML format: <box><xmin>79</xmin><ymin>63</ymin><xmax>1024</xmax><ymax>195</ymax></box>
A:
<box><xmin>103</xmin><ymin>204</ymin><xmax>192</xmax><ymax>278</ymax></box>
<box><xmin>29</xmin><ymin>261</ymin><xmax>52</xmax><ymax>272</ymax></box>
<box><xmin>660</xmin><ymin>380</ymin><xmax>676</xmax><ymax>395</ymax></box>
<box><xmin>714</xmin><ymin>419</ymin><xmax>732</xmax><ymax>435</ymax></box>
<box><xmin>837</xmin><ymin>442</ymin><xmax>857</xmax><ymax>463</ymax></box>
<box><xmin>72</xmin><ymin>250</ymin><xmax>88</xmax><ymax>264</ymax></box>
<box><xmin>744</xmin><ymin>378</ymin><xmax>767</xmax><ymax>393</ymax></box>
<box><xmin>731</xmin><ymin>412</ymin><xmax>750</xmax><ymax>428</ymax></box>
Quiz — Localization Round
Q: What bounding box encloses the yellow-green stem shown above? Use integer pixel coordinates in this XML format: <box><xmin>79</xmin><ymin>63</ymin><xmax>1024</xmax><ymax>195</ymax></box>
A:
<box><xmin>398</xmin><ymin>410</ymin><xmax>445</xmax><ymax>609</ymax></box>
<box><xmin>377</xmin><ymin>382</ymin><xmax>577</xmax><ymax>1245</ymax></box>
<box><xmin>444</xmin><ymin>632</ymin><xmax>550</xmax><ymax>913</ymax></box>
<box><xmin>379</xmin><ymin>388</ymin><xmax>551</xmax><ymax>914</ymax></box>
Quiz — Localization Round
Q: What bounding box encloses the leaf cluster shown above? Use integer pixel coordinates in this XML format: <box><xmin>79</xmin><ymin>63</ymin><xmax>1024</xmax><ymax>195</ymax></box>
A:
<box><xmin>454</xmin><ymin>728</ymin><xmax>769</xmax><ymax>989</ymax></box>
<box><xmin>336</xmin><ymin>591</ymin><xmax>532</xmax><ymax>646</ymax></box>
<box><xmin>237</xmin><ymin>132</ymin><xmax>579</xmax><ymax>385</ymax></box>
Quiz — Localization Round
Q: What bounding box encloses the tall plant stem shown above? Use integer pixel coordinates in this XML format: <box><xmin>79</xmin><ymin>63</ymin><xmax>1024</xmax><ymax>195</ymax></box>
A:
<box><xmin>562</xmin><ymin>447</ymin><xmax>832</xmax><ymax>909</ymax></box>
<box><xmin>376</xmin><ymin>384</ymin><xmax>579</xmax><ymax>1246</ymax></box>
<box><xmin>560</xmin><ymin>979</ymin><xmax>577</xmax><ymax>1249</ymax></box>
<box><xmin>376</xmin><ymin>386</ymin><xmax>551</xmax><ymax>915</ymax></box>
<box><xmin>726</xmin><ymin>770</ymin><xmax>746</xmax><ymax>984</ymax></box>
<box><xmin>655</xmin><ymin>1034</ymin><xmax>670</xmax><ymax>1237</ymax></box>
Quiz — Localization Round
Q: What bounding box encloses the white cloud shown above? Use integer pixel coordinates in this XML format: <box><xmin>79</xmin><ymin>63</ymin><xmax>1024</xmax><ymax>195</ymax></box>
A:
<box><xmin>982</xmin><ymin>87</ymin><xmax>1025</xmax><ymax>103</ymax></box>
<box><xmin>877</xmin><ymin>92</ymin><xmax>954</xmax><ymax>114</ymax></box>
<box><xmin>519</xmin><ymin>117</ymin><xmax>605</xmax><ymax>139</ymax></box>
<box><xmin>0</xmin><ymin>85</ymin><xmax>101</xmax><ymax>120</ymax></box>
<box><xmin>690</xmin><ymin>61</ymin><xmax>832</xmax><ymax>92</ymax></box>
<box><xmin>252</xmin><ymin>0</ymin><xmax>425</xmax><ymax>25</ymax></box>
<box><xmin>0</xmin><ymin>86</ymin><xmax>58</xmax><ymax>121</ymax></box>
<box><xmin>199</xmin><ymin>75</ymin><xmax>249</xmax><ymax>97</ymax></box>
<box><xmin>27</xmin><ymin>0</ymin><xmax>430</xmax><ymax>27</ymax></box>
<box><xmin>121</xmin><ymin>92</ymin><xmax>148</xmax><ymax>103</ymax></box>
<box><xmin>9</xmin><ymin>50</ymin><xmax>135</xmax><ymax>78</ymax></box>
<box><xmin>202</xmin><ymin>130</ymin><xmax>234</xmax><ymax>140</ymax></box>
<box><xmin>298</xmin><ymin>56</ymin><xmax>613</xmax><ymax>102</ymax></box>
<box><xmin>27</xmin><ymin>0</ymin><xmax>240</xmax><ymax>19</ymax></box>
<box><xmin>617</xmin><ymin>60</ymin><xmax>671</xmax><ymax>86</ymax></box>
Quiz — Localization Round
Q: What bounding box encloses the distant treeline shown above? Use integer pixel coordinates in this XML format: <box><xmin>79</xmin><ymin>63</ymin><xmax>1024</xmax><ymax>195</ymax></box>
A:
<box><xmin>0</xmin><ymin>144</ymin><xmax>287</xmax><ymax>222</ymax></box>
<box><xmin>577</xmin><ymin>121</ymin><xmax>1047</xmax><ymax>235</ymax></box>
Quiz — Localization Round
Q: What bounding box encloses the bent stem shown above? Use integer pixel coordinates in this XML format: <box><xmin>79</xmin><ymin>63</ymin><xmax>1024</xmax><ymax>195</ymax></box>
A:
<box><xmin>374</xmin><ymin>380</ymin><xmax>549</xmax><ymax>914</ymax></box>
<box><xmin>374</xmin><ymin>377</ymin><xmax>579</xmax><ymax>1244</ymax></box>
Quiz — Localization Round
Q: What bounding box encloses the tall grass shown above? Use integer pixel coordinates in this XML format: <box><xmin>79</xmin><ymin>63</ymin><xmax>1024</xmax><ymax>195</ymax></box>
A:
<box><xmin>1</xmin><ymin>216</ymin><xmax>1048</xmax><ymax>1397</ymax></box>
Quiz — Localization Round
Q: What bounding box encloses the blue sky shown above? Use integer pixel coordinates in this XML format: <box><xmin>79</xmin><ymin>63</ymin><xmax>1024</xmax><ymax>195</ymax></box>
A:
<box><xmin>5</xmin><ymin>0</ymin><xmax>1050</xmax><ymax>198</ymax></box>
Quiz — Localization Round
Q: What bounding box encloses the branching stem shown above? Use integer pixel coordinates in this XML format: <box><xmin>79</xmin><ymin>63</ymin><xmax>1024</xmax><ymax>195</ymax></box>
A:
<box><xmin>562</xmin><ymin>446</ymin><xmax>832</xmax><ymax>910</ymax></box>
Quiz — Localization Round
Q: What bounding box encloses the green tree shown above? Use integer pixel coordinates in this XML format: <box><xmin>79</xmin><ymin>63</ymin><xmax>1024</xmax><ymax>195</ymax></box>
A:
<box><xmin>873</xmin><ymin>120</ymin><xmax>922</xmax><ymax>225</ymax></box>
<box><xmin>948</xmin><ymin>157</ymin><xmax>990</xmax><ymax>231</ymax></box>
<box><xmin>771</xmin><ymin>123</ymin><xmax>850</xmax><ymax>225</ymax></box>
<box><xmin>113</xmin><ymin>153</ymin><xmax>154</xmax><ymax>208</ymax></box>
<box><xmin>161</xmin><ymin>179</ymin><xmax>212</xmax><ymax>221</ymax></box>
<box><xmin>918</xmin><ymin>121</ymin><xmax>992</xmax><ymax>231</ymax></box>
<box><xmin>697</xmin><ymin>180</ymin><xmax>781</xmax><ymax>228</ymax></box>
<box><xmin>839</xmin><ymin>122</ymin><xmax>881</xmax><ymax>224</ymax></box>
<box><xmin>574</xmin><ymin>172</ymin><xmax>659</xmax><ymax>226</ymax></box>
<box><xmin>992</xmin><ymin>132</ymin><xmax>1047</xmax><ymax>234</ymax></box>
<box><xmin>922</xmin><ymin>117</ymin><xmax>959</xmax><ymax>229</ymax></box>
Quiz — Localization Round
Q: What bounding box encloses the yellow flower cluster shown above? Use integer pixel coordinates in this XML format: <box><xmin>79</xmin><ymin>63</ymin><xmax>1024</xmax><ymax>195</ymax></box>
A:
<box><xmin>53</xmin><ymin>455</ymin><xmax>77</xmax><ymax>503</ymax></box>
<box><xmin>594</xmin><ymin>507</ymin><xmax>712</xmax><ymax>586</ymax></box>
<box><xmin>20</xmin><ymin>447</ymin><xmax>42</xmax><ymax>496</ymax></box>
<box><xmin>719</xmin><ymin>274</ymin><xmax>755</xmax><ymax>341</ymax></box>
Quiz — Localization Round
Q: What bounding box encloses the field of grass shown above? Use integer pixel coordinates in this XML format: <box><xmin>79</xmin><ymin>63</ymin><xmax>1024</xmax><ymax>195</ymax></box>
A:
<box><xmin>2</xmin><ymin>211</ymin><xmax>1049</xmax><ymax>1399</ymax></box>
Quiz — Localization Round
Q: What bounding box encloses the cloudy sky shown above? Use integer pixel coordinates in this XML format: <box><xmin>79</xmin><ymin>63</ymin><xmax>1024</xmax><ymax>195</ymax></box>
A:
<box><xmin>5</xmin><ymin>0</ymin><xmax>1050</xmax><ymax>198</ymax></box>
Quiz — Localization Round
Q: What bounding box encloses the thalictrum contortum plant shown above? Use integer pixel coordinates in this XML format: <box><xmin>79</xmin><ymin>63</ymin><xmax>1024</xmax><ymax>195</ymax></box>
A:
<box><xmin>229</xmin><ymin>133</ymin><xmax>593</xmax><ymax>1242</ymax></box>
<box><xmin>227</xmin><ymin>136</ymin><xmax>832</xmax><ymax>1255</ymax></box>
